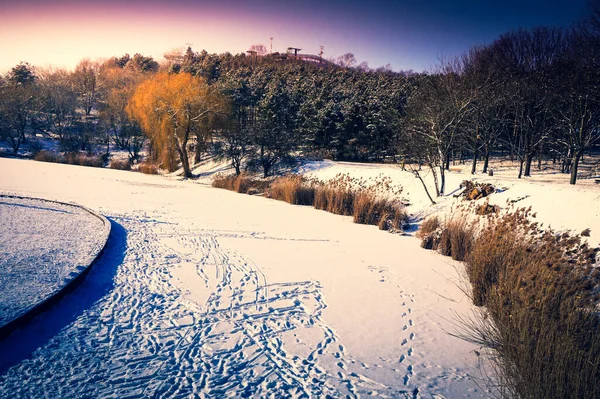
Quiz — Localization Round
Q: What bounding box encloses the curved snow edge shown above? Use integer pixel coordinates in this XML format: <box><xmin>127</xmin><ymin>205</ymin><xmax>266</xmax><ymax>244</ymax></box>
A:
<box><xmin>0</xmin><ymin>194</ymin><xmax>112</xmax><ymax>339</ymax></box>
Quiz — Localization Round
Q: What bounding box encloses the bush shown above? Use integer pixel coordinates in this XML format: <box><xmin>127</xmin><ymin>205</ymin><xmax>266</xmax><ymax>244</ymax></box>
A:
<box><xmin>137</xmin><ymin>162</ymin><xmax>159</xmax><ymax>175</ymax></box>
<box><xmin>109</xmin><ymin>159</ymin><xmax>131</xmax><ymax>171</ymax></box>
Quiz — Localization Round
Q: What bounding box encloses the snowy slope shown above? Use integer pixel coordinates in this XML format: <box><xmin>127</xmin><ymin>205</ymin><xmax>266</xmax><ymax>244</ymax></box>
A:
<box><xmin>301</xmin><ymin>160</ymin><xmax>600</xmax><ymax>245</ymax></box>
<box><xmin>0</xmin><ymin>158</ymin><xmax>485</xmax><ymax>398</ymax></box>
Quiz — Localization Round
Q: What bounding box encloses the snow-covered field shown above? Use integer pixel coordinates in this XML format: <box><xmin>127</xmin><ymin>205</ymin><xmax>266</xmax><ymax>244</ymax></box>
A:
<box><xmin>0</xmin><ymin>195</ymin><xmax>108</xmax><ymax>331</ymax></box>
<box><xmin>0</xmin><ymin>158</ymin><xmax>485</xmax><ymax>398</ymax></box>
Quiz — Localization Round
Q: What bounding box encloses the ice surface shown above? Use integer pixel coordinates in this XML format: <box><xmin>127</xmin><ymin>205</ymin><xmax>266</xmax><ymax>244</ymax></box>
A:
<box><xmin>0</xmin><ymin>196</ymin><xmax>108</xmax><ymax>329</ymax></box>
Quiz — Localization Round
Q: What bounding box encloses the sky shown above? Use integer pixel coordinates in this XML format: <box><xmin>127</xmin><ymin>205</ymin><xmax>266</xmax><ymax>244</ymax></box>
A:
<box><xmin>0</xmin><ymin>0</ymin><xmax>591</xmax><ymax>74</ymax></box>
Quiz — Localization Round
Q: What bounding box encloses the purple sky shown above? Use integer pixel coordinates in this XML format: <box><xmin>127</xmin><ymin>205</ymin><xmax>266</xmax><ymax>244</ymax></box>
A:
<box><xmin>0</xmin><ymin>0</ymin><xmax>590</xmax><ymax>73</ymax></box>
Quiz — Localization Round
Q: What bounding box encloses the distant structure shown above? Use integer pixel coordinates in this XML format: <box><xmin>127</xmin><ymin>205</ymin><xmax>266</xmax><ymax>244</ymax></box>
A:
<box><xmin>287</xmin><ymin>47</ymin><xmax>302</xmax><ymax>56</ymax></box>
<box><xmin>276</xmin><ymin>46</ymin><xmax>334</xmax><ymax>67</ymax></box>
<box><xmin>164</xmin><ymin>42</ymin><xmax>335</xmax><ymax>68</ymax></box>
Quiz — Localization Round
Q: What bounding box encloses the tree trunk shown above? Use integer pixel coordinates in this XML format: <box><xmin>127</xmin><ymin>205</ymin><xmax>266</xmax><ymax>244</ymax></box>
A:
<box><xmin>232</xmin><ymin>157</ymin><xmax>241</xmax><ymax>175</ymax></box>
<box><xmin>570</xmin><ymin>151</ymin><xmax>582</xmax><ymax>185</ymax></box>
<box><xmin>471</xmin><ymin>147</ymin><xmax>477</xmax><ymax>174</ymax></box>
<box><xmin>439</xmin><ymin>166</ymin><xmax>446</xmax><ymax>195</ymax></box>
<box><xmin>430</xmin><ymin>164</ymin><xmax>440</xmax><ymax>197</ymax></box>
<box><xmin>176</xmin><ymin>139</ymin><xmax>192</xmax><ymax>178</ymax></box>
<box><xmin>482</xmin><ymin>141</ymin><xmax>491</xmax><ymax>174</ymax></box>
<box><xmin>194</xmin><ymin>141</ymin><xmax>202</xmax><ymax>164</ymax></box>
<box><xmin>518</xmin><ymin>157</ymin><xmax>524</xmax><ymax>179</ymax></box>
<box><xmin>413</xmin><ymin>169</ymin><xmax>436</xmax><ymax>205</ymax></box>
<box><xmin>524</xmin><ymin>152</ymin><xmax>534</xmax><ymax>177</ymax></box>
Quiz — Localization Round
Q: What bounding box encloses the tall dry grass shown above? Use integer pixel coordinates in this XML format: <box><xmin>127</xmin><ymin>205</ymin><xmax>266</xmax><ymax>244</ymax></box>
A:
<box><xmin>35</xmin><ymin>151</ymin><xmax>104</xmax><ymax>168</ymax></box>
<box><xmin>313</xmin><ymin>186</ymin><xmax>355</xmax><ymax>216</ymax></box>
<box><xmin>353</xmin><ymin>193</ymin><xmax>406</xmax><ymax>231</ymax></box>
<box><xmin>269</xmin><ymin>175</ymin><xmax>315</xmax><ymax>205</ymax></box>
<box><xmin>34</xmin><ymin>150</ymin><xmax>63</xmax><ymax>163</ymax></box>
<box><xmin>109</xmin><ymin>159</ymin><xmax>131</xmax><ymax>170</ymax></box>
<box><xmin>212</xmin><ymin>172</ymin><xmax>407</xmax><ymax>232</ymax></box>
<box><xmin>137</xmin><ymin>162</ymin><xmax>159</xmax><ymax>175</ymax></box>
<box><xmin>64</xmin><ymin>153</ymin><xmax>104</xmax><ymax>167</ymax></box>
<box><xmin>212</xmin><ymin>173</ymin><xmax>270</xmax><ymax>195</ymax></box>
<box><xmin>425</xmin><ymin>209</ymin><xmax>600</xmax><ymax>398</ymax></box>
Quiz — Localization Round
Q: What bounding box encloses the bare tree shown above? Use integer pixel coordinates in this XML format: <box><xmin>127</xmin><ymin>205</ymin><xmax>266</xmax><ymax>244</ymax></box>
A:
<box><xmin>72</xmin><ymin>59</ymin><xmax>100</xmax><ymax>116</ymax></box>
<box><xmin>248</xmin><ymin>44</ymin><xmax>268</xmax><ymax>56</ymax></box>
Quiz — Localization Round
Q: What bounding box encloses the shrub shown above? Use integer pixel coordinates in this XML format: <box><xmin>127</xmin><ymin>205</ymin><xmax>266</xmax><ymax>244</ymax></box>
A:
<box><xmin>137</xmin><ymin>162</ymin><xmax>159</xmax><ymax>175</ymax></box>
<box><xmin>109</xmin><ymin>159</ymin><xmax>131</xmax><ymax>171</ymax></box>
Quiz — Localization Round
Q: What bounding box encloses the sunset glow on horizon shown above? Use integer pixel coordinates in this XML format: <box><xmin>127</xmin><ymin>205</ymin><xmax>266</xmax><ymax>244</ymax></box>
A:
<box><xmin>0</xmin><ymin>0</ymin><xmax>590</xmax><ymax>74</ymax></box>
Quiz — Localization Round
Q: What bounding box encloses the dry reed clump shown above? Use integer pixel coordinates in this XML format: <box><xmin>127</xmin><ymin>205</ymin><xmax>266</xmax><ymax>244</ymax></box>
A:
<box><xmin>313</xmin><ymin>185</ymin><xmax>355</xmax><ymax>216</ymax></box>
<box><xmin>109</xmin><ymin>159</ymin><xmax>131</xmax><ymax>171</ymax></box>
<box><xmin>417</xmin><ymin>216</ymin><xmax>442</xmax><ymax>250</ymax></box>
<box><xmin>313</xmin><ymin>173</ymin><xmax>406</xmax><ymax>230</ymax></box>
<box><xmin>268</xmin><ymin>175</ymin><xmax>315</xmax><ymax>205</ymax></box>
<box><xmin>457</xmin><ymin>209</ymin><xmax>600</xmax><ymax>398</ymax></box>
<box><xmin>438</xmin><ymin>218</ymin><xmax>475</xmax><ymax>261</ymax></box>
<box><xmin>137</xmin><ymin>162</ymin><xmax>159</xmax><ymax>175</ymax></box>
<box><xmin>353</xmin><ymin>193</ymin><xmax>406</xmax><ymax>231</ymax></box>
<box><xmin>212</xmin><ymin>174</ymin><xmax>269</xmax><ymax>194</ymax></box>
<box><xmin>417</xmin><ymin>216</ymin><xmax>440</xmax><ymax>238</ymax></box>
<box><xmin>34</xmin><ymin>150</ymin><xmax>63</xmax><ymax>163</ymax></box>
<box><xmin>213</xmin><ymin>172</ymin><xmax>407</xmax><ymax>232</ymax></box>
<box><xmin>35</xmin><ymin>150</ymin><xmax>104</xmax><ymax>167</ymax></box>
<box><xmin>64</xmin><ymin>152</ymin><xmax>104</xmax><ymax>167</ymax></box>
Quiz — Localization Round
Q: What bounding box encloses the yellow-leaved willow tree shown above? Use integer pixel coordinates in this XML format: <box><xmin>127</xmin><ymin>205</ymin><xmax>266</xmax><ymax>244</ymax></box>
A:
<box><xmin>127</xmin><ymin>72</ymin><xmax>227</xmax><ymax>178</ymax></box>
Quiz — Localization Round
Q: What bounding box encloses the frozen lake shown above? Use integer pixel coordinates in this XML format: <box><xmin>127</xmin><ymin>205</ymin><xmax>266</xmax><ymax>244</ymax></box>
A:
<box><xmin>0</xmin><ymin>195</ymin><xmax>109</xmax><ymax>332</ymax></box>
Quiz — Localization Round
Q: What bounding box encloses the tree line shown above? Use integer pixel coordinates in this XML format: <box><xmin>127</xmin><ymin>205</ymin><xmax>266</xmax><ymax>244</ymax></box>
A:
<box><xmin>1</xmin><ymin>1</ymin><xmax>599</xmax><ymax>189</ymax></box>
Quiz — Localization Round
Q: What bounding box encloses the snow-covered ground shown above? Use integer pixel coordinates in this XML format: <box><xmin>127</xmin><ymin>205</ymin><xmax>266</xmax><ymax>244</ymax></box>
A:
<box><xmin>0</xmin><ymin>195</ymin><xmax>108</xmax><ymax>330</ymax></box>
<box><xmin>299</xmin><ymin>159</ymin><xmax>600</xmax><ymax>246</ymax></box>
<box><xmin>0</xmin><ymin>158</ymin><xmax>486</xmax><ymax>398</ymax></box>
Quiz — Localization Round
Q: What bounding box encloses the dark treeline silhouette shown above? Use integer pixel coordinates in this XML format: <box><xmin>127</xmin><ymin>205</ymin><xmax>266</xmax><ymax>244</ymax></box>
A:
<box><xmin>1</xmin><ymin>1</ymin><xmax>599</xmax><ymax>186</ymax></box>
